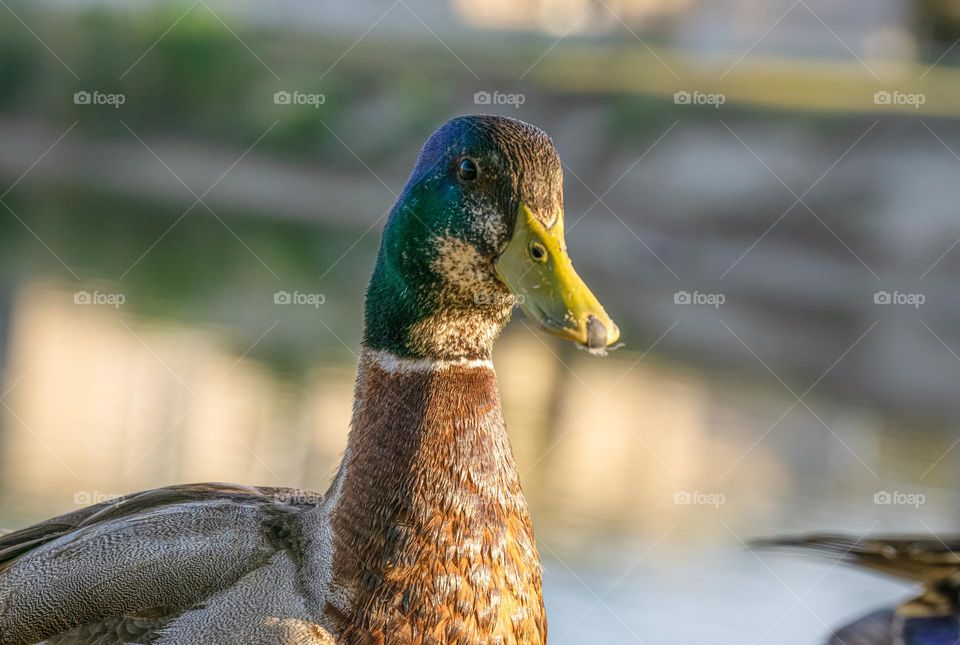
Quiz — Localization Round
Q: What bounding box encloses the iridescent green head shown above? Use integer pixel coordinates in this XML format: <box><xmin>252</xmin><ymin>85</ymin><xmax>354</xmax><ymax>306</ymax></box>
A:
<box><xmin>363</xmin><ymin>115</ymin><xmax>619</xmax><ymax>360</ymax></box>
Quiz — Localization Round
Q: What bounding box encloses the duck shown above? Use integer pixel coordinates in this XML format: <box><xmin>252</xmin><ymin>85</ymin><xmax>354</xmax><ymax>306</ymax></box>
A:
<box><xmin>0</xmin><ymin>115</ymin><xmax>620</xmax><ymax>644</ymax></box>
<box><xmin>754</xmin><ymin>534</ymin><xmax>960</xmax><ymax>644</ymax></box>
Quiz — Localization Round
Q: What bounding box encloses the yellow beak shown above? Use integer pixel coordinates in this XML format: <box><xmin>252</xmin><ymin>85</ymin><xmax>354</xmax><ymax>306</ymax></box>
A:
<box><xmin>494</xmin><ymin>203</ymin><xmax>620</xmax><ymax>352</ymax></box>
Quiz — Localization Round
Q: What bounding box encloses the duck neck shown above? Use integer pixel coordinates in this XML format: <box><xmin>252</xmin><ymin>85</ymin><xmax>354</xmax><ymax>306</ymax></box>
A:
<box><xmin>361</xmin><ymin>245</ymin><xmax>514</xmax><ymax>361</ymax></box>
<box><xmin>323</xmin><ymin>347</ymin><xmax>545</xmax><ymax>642</ymax></box>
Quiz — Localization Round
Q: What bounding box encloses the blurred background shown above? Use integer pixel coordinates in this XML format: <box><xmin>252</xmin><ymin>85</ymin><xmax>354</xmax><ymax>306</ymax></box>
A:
<box><xmin>2</xmin><ymin>0</ymin><xmax>960</xmax><ymax>642</ymax></box>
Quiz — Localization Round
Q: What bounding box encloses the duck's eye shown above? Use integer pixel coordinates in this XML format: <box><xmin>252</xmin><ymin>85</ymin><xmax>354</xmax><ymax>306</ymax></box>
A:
<box><xmin>529</xmin><ymin>241</ymin><xmax>548</xmax><ymax>263</ymax></box>
<box><xmin>457</xmin><ymin>158</ymin><xmax>478</xmax><ymax>182</ymax></box>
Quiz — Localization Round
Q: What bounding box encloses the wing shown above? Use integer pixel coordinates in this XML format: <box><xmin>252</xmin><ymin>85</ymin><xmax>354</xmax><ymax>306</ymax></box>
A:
<box><xmin>0</xmin><ymin>483</ymin><xmax>320</xmax><ymax>645</ymax></box>
<box><xmin>751</xmin><ymin>533</ymin><xmax>960</xmax><ymax>583</ymax></box>
<box><xmin>755</xmin><ymin>534</ymin><xmax>960</xmax><ymax>645</ymax></box>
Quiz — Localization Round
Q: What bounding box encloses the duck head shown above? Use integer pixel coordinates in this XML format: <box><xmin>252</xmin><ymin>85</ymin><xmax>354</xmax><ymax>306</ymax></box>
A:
<box><xmin>363</xmin><ymin>115</ymin><xmax>619</xmax><ymax>360</ymax></box>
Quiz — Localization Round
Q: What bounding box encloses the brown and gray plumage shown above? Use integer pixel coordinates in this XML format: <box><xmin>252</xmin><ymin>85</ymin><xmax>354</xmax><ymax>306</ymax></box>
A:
<box><xmin>0</xmin><ymin>115</ymin><xmax>621</xmax><ymax>644</ymax></box>
<box><xmin>754</xmin><ymin>534</ymin><xmax>960</xmax><ymax>645</ymax></box>
<box><xmin>0</xmin><ymin>483</ymin><xmax>334</xmax><ymax>644</ymax></box>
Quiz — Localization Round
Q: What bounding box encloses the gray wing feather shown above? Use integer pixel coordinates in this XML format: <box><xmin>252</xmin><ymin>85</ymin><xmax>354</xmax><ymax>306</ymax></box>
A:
<box><xmin>0</xmin><ymin>483</ymin><xmax>318</xmax><ymax>645</ymax></box>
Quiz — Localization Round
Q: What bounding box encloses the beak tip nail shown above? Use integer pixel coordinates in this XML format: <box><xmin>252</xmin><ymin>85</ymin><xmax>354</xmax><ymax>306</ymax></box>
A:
<box><xmin>585</xmin><ymin>315</ymin><xmax>607</xmax><ymax>350</ymax></box>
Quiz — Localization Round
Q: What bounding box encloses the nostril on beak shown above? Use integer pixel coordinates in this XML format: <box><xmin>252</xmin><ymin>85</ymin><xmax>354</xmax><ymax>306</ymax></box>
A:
<box><xmin>585</xmin><ymin>315</ymin><xmax>607</xmax><ymax>349</ymax></box>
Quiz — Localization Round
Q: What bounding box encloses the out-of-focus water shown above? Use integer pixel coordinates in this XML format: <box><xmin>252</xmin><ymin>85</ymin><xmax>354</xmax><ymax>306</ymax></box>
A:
<box><xmin>544</xmin><ymin>547</ymin><xmax>910</xmax><ymax>644</ymax></box>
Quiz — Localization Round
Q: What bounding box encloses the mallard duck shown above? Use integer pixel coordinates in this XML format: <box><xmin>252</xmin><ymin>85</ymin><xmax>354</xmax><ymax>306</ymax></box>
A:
<box><xmin>755</xmin><ymin>534</ymin><xmax>960</xmax><ymax>644</ymax></box>
<box><xmin>0</xmin><ymin>115</ymin><xmax>619</xmax><ymax>644</ymax></box>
